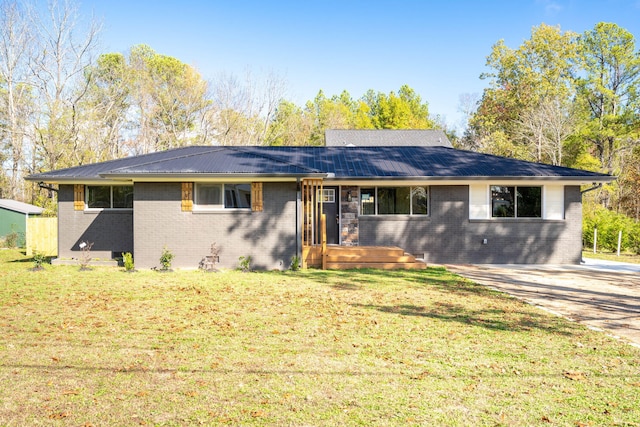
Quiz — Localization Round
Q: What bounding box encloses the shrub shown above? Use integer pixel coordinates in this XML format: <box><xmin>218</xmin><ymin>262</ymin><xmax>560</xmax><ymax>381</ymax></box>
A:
<box><xmin>122</xmin><ymin>252</ymin><xmax>134</xmax><ymax>271</ymax></box>
<box><xmin>238</xmin><ymin>255</ymin><xmax>252</xmax><ymax>272</ymax></box>
<box><xmin>4</xmin><ymin>231</ymin><xmax>19</xmax><ymax>248</ymax></box>
<box><xmin>628</xmin><ymin>221</ymin><xmax>640</xmax><ymax>255</ymax></box>
<box><xmin>32</xmin><ymin>252</ymin><xmax>47</xmax><ymax>270</ymax></box>
<box><xmin>159</xmin><ymin>246</ymin><xmax>174</xmax><ymax>271</ymax></box>
<box><xmin>290</xmin><ymin>255</ymin><xmax>301</xmax><ymax>271</ymax></box>
<box><xmin>78</xmin><ymin>241</ymin><xmax>94</xmax><ymax>270</ymax></box>
<box><xmin>584</xmin><ymin>205</ymin><xmax>640</xmax><ymax>253</ymax></box>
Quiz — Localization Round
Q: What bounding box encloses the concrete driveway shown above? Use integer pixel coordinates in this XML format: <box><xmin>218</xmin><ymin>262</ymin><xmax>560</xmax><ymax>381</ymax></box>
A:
<box><xmin>446</xmin><ymin>259</ymin><xmax>640</xmax><ymax>346</ymax></box>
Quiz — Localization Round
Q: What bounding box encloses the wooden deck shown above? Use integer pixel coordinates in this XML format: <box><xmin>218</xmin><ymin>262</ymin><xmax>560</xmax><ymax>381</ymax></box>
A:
<box><xmin>303</xmin><ymin>245</ymin><xmax>426</xmax><ymax>270</ymax></box>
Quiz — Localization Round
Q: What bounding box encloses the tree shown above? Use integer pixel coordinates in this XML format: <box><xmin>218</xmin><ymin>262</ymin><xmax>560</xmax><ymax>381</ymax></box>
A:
<box><xmin>210</xmin><ymin>69</ymin><xmax>286</xmax><ymax>145</ymax></box>
<box><xmin>575</xmin><ymin>22</ymin><xmax>640</xmax><ymax>173</ymax></box>
<box><xmin>305</xmin><ymin>90</ymin><xmax>360</xmax><ymax>145</ymax></box>
<box><xmin>81</xmin><ymin>52</ymin><xmax>131</xmax><ymax>160</ymax></box>
<box><xmin>615</xmin><ymin>145</ymin><xmax>640</xmax><ymax>220</ymax></box>
<box><xmin>455</xmin><ymin>92</ymin><xmax>481</xmax><ymax>150</ymax></box>
<box><xmin>265</xmin><ymin>100</ymin><xmax>312</xmax><ymax>146</ymax></box>
<box><xmin>0</xmin><ymin>0</ymin><xmax>34</xmax><ymax>199</ymax></box>
<box><xmin>128</xmin><ymin>44</ymin><xmax>213</xmax><ymax>153</ymax></box>
<box><xmin>516</xmin><ymin>97</ymin><xmax>578</xmax><ymax>165</ymax></box>
<box><xmin>473</xmin><ymin>24</ymin><xmax>579</xmax><ymax>161</ymax></box>
<box><xmin>364</xmin><ymin>85</ymin><xmax>435</xmax><ymax>129</ymax></box>
<box><xmin>28</xmin><ymin>0</ymin><xmax>101</xmax><ymax>171</ymax></box>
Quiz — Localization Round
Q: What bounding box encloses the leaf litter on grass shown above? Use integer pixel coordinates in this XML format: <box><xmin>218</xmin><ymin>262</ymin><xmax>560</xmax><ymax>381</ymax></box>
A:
<box><xmin>0</xmin><ymin>249</ymin><xmax>639</xmax><ymax>426</ymax></box>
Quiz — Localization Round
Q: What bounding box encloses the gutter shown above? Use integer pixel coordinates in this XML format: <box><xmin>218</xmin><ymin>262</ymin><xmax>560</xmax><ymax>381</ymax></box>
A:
<box><xmin>580</xmin><ymin>183</ymin><xmax>603</xmax><ymax>195</ymax></box>
<box><xmin>325</xmin><ymin>175</ymin><xmax>615</xmax><ymax>182</ymax></box>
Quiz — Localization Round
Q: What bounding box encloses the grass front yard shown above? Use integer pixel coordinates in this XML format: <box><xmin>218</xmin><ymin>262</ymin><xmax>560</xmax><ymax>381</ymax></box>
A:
<box><xmin>1</xmin><ymin>249</ymin><xmax>639</xmax><ymax>426</ymax></box>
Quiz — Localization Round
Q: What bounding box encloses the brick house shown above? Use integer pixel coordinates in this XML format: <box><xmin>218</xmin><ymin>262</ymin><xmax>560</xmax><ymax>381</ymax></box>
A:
<box><xmin>26</xmin><ymin>134</ymin><xmax>613</xmax><ymax>269</ymax></box>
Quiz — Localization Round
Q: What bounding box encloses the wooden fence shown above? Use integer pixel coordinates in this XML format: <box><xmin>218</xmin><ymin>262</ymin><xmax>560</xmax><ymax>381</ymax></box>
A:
<box><xmin>26</xmin><ymin>217</ymin><xmax>57</xmax><ymax>257</ymax></box>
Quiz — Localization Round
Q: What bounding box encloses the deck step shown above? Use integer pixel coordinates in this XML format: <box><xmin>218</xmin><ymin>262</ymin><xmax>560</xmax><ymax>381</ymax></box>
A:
<box><xmin>325</xmin><ymin>246</ymin><xmax>406</xmax><ymax>257</ymax></box>
<box><xmin>325</xmin><ymin>254</ymin><xmax>419</xmax><ymax>263</ymax></box>
<box><xmin>321</xmin><ymin>245</ymin><xmax>426</xmax><ymax>270</ymax></box>
<box><xmin>325</xmin><ymin>261</ymin><xmax>426</xmax><ymax>270</ymax></box>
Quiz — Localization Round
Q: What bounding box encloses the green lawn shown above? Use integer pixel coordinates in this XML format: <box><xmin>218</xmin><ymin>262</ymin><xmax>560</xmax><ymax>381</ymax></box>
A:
<box><xmin>1</xmin><ymin>249</ymin><xmax>639</xmax><ymax>426</ymax></box>
<box><xmin>583</xmin><ymin>249</ymin><xmax>640</xmax><ymax>264</ymax></box>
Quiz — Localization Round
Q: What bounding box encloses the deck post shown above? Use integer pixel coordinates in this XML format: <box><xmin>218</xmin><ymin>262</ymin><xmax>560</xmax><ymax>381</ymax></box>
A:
<box><xmin>321</xmin><ymin>213</ymin><xmax>327</xmax><ymax>270</ymax></box>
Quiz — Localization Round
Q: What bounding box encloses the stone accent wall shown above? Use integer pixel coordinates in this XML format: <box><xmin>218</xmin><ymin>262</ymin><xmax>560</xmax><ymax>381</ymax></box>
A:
<box><xmin>340</xmin><ymin>186</ymin><xmax>359</xmax><ymax>246</ymax></box>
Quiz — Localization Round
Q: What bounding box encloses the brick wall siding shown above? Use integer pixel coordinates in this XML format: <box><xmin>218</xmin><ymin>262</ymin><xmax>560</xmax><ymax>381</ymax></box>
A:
<box><xmin>58</xmin><ymin>185</ymin><xmax>133</xmax><ymax>260</ymax></box>
<box><xmin>359</xmin><ymin>185</ymin><xmax>582</xmax><ymax>264</ymax></box>
<box><xmin>133</xmin><ymin>182</ymin><xmax>298</xmax><ymax>270</ymax></box>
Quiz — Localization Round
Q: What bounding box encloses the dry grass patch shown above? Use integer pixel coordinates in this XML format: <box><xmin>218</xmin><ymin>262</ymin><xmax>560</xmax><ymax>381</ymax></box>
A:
<box><xmin>1</xmin><ymin>249</ymin><xmax>639</xmax><ymax>426</ymax></box>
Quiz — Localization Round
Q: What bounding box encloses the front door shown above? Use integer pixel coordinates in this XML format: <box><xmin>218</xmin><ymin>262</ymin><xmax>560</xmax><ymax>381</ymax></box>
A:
<box><xmin>320</xmin><ymin>186</ymin><xmax>339</xmax><ymax>244</ymax></box>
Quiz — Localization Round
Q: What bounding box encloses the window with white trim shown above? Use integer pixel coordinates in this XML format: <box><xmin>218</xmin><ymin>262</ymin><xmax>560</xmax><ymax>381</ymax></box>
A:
<box><xmin>360</xmin><ymin>186</ymin><xmax>428</xmax><ymax>215</ymax></box>
<box><xmin>195</xmin><ymin>183</ymin><xmax>251</xmax><ymax>209</ymax></box>
<box><xmin>86</xmin><ymin>185</ymin><xmax>133</xmax><ymax>209</ymax></box>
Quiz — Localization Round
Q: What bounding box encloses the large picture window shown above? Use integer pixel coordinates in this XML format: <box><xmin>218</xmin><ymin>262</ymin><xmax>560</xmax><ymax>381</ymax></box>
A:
<box><xmin>87</xmin><ymin>185</ymin><xmax>133</xmax><ymax>209</ymax></box>
<box><xmin>195</xmin><ymin>183</ymin><xmax>251</xmax><ymax>209</ymax></box>
<box><xmin>491</xmin><ymin>186</ymin><xmax>541</xmax><ymax>218</ymax></box>
<box><xmin>360</xmin><ymin>186</ymin><xmax>428</xmax><ymax>215</ymax></box>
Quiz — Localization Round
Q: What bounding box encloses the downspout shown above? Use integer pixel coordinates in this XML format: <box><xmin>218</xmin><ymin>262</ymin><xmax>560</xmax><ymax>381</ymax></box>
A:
<box><xmin>580</xmin><ymin>183</ymin><xmax>602</xmax><ymax>195</ymax></box>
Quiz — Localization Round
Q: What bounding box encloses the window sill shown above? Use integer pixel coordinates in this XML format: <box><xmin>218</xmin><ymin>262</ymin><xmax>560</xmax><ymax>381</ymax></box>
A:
<box><xmin>359</xmin><ymin>215</ymin><xmax>430</xmax><ymax>221</ymax></box>
<box><xmin>84</xmin><ymin>208</ymin><xmax>133</xmax><ymax>214</ymax></box>
<box><xmin>469</xmin><ymin>218</ymin><xmax>564</xmax><ymax>223</ymax></box>
<box><xmin>192</xmin><ymin>208</ymin><xmax>252</xmax><ymax>214</ymax></box>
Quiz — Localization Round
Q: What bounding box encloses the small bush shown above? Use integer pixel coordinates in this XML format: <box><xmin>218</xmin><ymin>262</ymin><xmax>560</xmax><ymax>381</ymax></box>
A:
<box><xmin>122</xmin><ymin>252</ymin><xmax>134</xmax><ymax>271</ymax></box>
<box><xmin>238</xmin><ymin>255</ymin><xmax>252</xmax><ymax>272</ymax></box>
<box><xmin>32</xmin><ymin>252</ymin><xmax>47</xmax><ymax>270</ymax></box>
<box><xmin>78</xmin><ymin>241</ymin><xmax>94</xmax><ymax>270</ymax></box>
<box><xmin>159</xmin><ymin>246</ymin><xmax>174</xmax><ymax>271</ymax></box>
<box><xmin>290</xmin><ymin>255</ymin><xmax>301</xmax><ymax>271</ymax></box>
<box><xmin>4</xmin><ymin>231</ymin><xmax>19</xmax><ymax>249</ymax></box>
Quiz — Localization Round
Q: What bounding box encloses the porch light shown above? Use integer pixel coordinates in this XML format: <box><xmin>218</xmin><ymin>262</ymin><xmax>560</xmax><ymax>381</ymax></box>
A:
<box><xmin>347</xmin><ymin>190</ymin><xmax>352</xmax><ymax>202</ymax></box>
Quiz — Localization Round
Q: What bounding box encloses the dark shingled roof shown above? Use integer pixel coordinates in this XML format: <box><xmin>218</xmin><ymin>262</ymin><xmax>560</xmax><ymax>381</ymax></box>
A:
<box><xmin>26</xmin><ymin>145</ymin><xmax>614</xmax><ymax>182</ymax></box>
<box><xmin>325</xmin><ymin>129</ymin><xmax>452</xmax><ymax>147</ymax></box>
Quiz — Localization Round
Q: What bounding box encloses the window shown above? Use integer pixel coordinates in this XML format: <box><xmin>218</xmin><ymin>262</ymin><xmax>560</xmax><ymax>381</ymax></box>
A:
<box><xmin>225</xmin><ymin>184</ymin><xmax>251</xmax><ymax>208</ymax></box>
<box><xmin>491</xmin><ymin>186</ymin><xmax>541</xmax><ymax>218</ymax></box>
<box><xmin>360</xmin><ymin>186</ymin><xmax>428</xmax><ymax>215</ymax></box>
<box><xmin>86</xmin><ymin>186</ymin><xmax>133</xmax><ymax>209</ymax></box>
<box><xmin>360</xmin><ymin>188</ymin><xmax>376</xmax><ymax>215</ymax></box>
<box><xmin>317</xmin><ymin>188</ymin><xmax>335</xmax><ymax>203</ymax></box>
<box><xmin>195</xmin><ymin>183</ymin><xmax>251</xmax><ymax>209</ymax></box>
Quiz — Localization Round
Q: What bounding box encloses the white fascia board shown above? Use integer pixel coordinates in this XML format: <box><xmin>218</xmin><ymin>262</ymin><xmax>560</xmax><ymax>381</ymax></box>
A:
<box><xmin>327</xmin><ymin>178</ymin><xmax>610</xmax><ymax>186</ymax></box>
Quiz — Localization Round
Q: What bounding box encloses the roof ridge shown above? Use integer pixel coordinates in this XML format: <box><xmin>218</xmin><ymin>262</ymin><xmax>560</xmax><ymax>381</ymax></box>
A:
<box><xmin>229</xmin><ymin>146</ymin><xmax>324</xmax><ymax>174</ymax></box>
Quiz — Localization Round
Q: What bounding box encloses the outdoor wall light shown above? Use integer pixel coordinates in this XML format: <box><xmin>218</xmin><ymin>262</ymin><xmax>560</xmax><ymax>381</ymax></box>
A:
<box><xmin>347</xmin><ymin>190</ymin><xmax>352</xmax><ymax>202</ymax></box>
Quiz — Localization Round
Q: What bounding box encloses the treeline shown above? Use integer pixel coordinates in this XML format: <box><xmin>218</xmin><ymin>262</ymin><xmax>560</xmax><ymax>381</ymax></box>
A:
<box><xmin>0</xmin><ymin>1</ymin><xmax>442</xmax><ymax>205</ymax></box>
<box><xmin>464</xmin><ymin>23</ymin><xmax>640</xmax><ymax>222</ymax></box>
